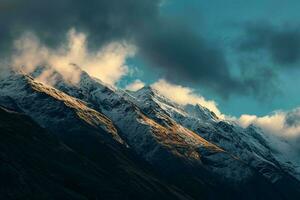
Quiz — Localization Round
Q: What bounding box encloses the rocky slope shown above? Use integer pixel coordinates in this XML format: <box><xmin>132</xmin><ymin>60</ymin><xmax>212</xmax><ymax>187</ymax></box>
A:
<box><xmin>0</xmin><ymin>67</ymin><xmax>300</xmax><ymax>199</ymax></box>
<box><xmin>127</xmin><ymin>86</ymin><xmax>300</xmax><ymax>184</ymax></box>
<box><xmin>0</xmin><ymin>106</ymin><xmax>194</xmax><ymax>200</ymax></box>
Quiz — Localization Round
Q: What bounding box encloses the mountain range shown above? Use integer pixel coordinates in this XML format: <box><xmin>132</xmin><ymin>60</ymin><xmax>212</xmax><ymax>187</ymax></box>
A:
<box><xmin>1</xmin><ymin>66</ymin><xmax>300</xmax><ymax>200</ymax></box>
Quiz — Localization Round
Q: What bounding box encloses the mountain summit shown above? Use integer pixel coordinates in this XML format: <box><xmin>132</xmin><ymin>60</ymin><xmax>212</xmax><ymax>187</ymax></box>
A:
<box><xmin>1</xmin><ymin>66</ymin><xmax>300</xmax><ymax>200</ymax></box>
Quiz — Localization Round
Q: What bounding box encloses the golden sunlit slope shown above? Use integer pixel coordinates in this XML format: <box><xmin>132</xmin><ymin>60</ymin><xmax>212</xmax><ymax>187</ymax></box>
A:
<box><xmin>0</xmin><ymin>72</ymin><xmax>124</xmax><ymax>144</ymax></box>
<box><xmin>28</xmin><ymin>77</ymin><xmax>123</xmax><ymax>144</ymax></box>
<box><xmin>139</xmin><ymin>114</ymin><xmax>223</xmax><ymax>161</ymax></box>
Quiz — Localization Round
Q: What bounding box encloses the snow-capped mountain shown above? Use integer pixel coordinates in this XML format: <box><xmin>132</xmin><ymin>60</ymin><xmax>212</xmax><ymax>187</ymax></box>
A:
<box><xmin>0</xmin><ymin>72</ymin><xmax>124</xmax><ymax>144</ymax></box>
<box><xmin>127</xmin><ymin>86</ymin><xmax>300</xmax><ymax>182</ymax></box>
<box><xmin>34</xmin><ymin>68</ymin><xmax>262</xmax><ymax>182</ymax></box>
<box><xmin>1</xmin><ymin>66</ymin><xmax>300</xmax><ymax>200</ymax></box>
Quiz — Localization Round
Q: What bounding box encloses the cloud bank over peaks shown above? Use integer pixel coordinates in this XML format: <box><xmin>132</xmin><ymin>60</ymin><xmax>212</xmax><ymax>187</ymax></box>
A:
<box><xmin>10</xmin><ymin>29</ymin><xmax>136</xmax><ymax>85</ymax></box>
<box><xmin>0</xmin><ymin>0</ymin><xmax>281</xmax><ymax>99</ymax></box>
<box><xmin>238</xmin><ymin>109</ymin><xmax>300</xmax><ymax>138</ymax></box>
<box><xmin>237</xmin><ymin>108</ymin><xmax>300</xmax><ymax>167</ymax></box>
<box><xmin>125</xmin><ymin>79</ymin><xmax>145</xmax><ymax>91</ymax></box>
<box><xmin>151</xmin><ymin>79</ymin><xmax>223</xmax><ymax>118</ymax></box>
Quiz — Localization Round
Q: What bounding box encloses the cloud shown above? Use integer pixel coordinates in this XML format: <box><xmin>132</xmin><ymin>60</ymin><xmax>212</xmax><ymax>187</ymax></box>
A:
<box><xmin>238</xmin><ymin>22</ymin><xmax>300</xmax><ymax>65</ymax></box>
<box><xmin>136</xmin><ymin>20</ymin><xmax>242</xmax><ymax>97</ymax></box>
<box><xmin>11</xmin><ymin>29</ymin><xmax>135</xmax><ymax>85</ymax></box>
<box><xmin>125</xmin><ymin>80</ymin><xmax>145</xmax><ymax>91</ymax></box>
<box><xmin>239</xmin><ymin>63</ymin><xmax>280</xmax><ymax>100</ymax></box>
<box><xmin>238</xmin><ymin>113</ymin><xmax>286</xmax><ymax>136</ymax></box>
<box><xmin>237</xmin><ymin>108</ymin><xmax>300</xmax><ymax>168</ymax></box>
<box><xmin>0</xmin><ymin>0</ymin><xmax>275</xmax><ymax>99</ymax></box>
<box><xmin>285</xmin><ymin>108</ymin><xmax>300</xmax><ymax>127</ymax></box>
<box><xmin>151</xmin><ymin>79</ymin><xmax>223</xmax><ymax>118</ymax></box>
<box><xmin>238</xmin><ymin>109</ymin><xmax>300</xmax><ymax>138</ymax></box>
<box><xmin>0</xmin><ymin>0</ymin><xmax>159</xmax><ymax>49</ymax></box>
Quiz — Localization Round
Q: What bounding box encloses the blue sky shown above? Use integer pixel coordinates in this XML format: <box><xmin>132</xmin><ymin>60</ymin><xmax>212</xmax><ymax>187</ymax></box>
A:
<box><xmin>1</xmin><ymin>0</ymin><xmax>300</xmax><ymax>118</ymax></box>
<box><xmin>118</xmin><ymin>0</ymin><xmax>300</xmax><ymax>117</ymax></box>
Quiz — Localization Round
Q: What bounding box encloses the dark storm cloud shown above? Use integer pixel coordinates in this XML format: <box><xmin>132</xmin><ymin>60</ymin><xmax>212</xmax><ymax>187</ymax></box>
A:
<box><xmin>284</xmin><ymin>108</ymin><xmax>300</xmax><ymax>153</ymax></box>
<box><xmin>239</xmin><ymin>65</ymin><xmax>279</xmax><ymax>100</ymax></box>
<box><xmin>0</xmin><ymin>0</ymin><xmax>273</xmax><ymax>98</ymax></box>
<box><xmin>285</xmin><ymin>108</ymin><xmax>300</xmax><ymax>127</ymax></box>
<box><xmin>0</xmin><ymin>0</ymin><xmax>159</xmax><ymax>50</ymax></box>
<box><xmin>136</xmin><ymin>20</ymin><xmax>243</xmax><ymax>96</ymax></box>
<box><xmin>238</xmin><ymin>22</ymin><xmax>300</xmax><ymax>65</ymax></box>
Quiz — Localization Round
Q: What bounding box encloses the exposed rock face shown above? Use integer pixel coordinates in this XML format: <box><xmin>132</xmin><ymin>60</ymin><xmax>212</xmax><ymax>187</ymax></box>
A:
<box><xmin>1</xmin><ymin>67</ymin><xmax>300</xmax><ymax>200</ymax></box>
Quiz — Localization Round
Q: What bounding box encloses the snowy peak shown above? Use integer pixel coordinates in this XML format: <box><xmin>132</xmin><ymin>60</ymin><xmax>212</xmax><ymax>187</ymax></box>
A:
<box><xmin>131</xmin><ymin>86</ymin><xmax>218</xmax><ymax>123</ymax></box>
<box><xmin>0</xmin><ymin>71</ymin><xmax>125</xmax><ymax>144</ymax></box>
<box><xmin>121</xmin><ymin>78</ymin><xmax>300</xmax><ymax>184</ymax></box>
<box><xmin>134</xmin><ymin>86</ymin><xmax>182</xmax><ymax>108</ymax></box>
<box><xmin>184</xmin><ymin>103</ymin><xmax>219</xmax><ymax>121</ymax></box>
<box><xmin>26</xmin><ymin>68</ymin><xmax>247</xmax><ymax>170</ymax></box>
<box><xmin>1</xmin><ymin>66</ymin><xmax>300</xmax><ymax>199</ymax></box>
<box><xmin>134</xmin><ymin>86</ymin><xmax>157</xmax><ymax>96</ymax></box>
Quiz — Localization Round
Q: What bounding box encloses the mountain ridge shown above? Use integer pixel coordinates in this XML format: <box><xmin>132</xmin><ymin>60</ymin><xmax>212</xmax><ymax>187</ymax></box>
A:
<box><xmin>1</xmin><ymin>66</ymin><xmax>300</xmax><ymax>199</ymax></box>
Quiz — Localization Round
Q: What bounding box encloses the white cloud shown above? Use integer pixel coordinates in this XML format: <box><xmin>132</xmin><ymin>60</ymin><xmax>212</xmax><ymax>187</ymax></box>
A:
<box><xmin>237</xmin><ymin>109</ymin><xmax>300</xmax><ymax>138</ymax></box>
<box><xmin>11</xmin><ymin>29</ymin><xmax>136</xmax><ymax>85</ymax></box>
<box><xmin>125</xmin><ymin>79</ymin><xmax>145</xmax><ymax>91</ymax></box>
<box><xmin>237</xmin><ymin>109</ymin><xmax>300</xmax><ymax>172</ymax></box>
<box><xmin>9</xmin><ymin>29</ymin><xmax>300</xmax><ymax>141</ymax></box>
<box><xmin>151</xmin><ymin>79</ymin><xmax>223</xmax><ymax>118</ymax></box>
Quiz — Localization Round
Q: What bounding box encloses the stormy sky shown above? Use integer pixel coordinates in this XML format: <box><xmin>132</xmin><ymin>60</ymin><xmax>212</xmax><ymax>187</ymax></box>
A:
<box><xmin>1</xmin><ymin>0</ymin><xmax>300</xmax><ymax>118</ymax></box>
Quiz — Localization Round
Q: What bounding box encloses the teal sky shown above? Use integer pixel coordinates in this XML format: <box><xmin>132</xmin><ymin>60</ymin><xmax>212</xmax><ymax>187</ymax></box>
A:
<box><xmin>2</xmin><ymin>0</ymin><xmax>300</xmax><ymax>117</ymax></box>
<box><xmin>119</xmin><ymin>0</ymin><xmax>300</xmax><ymax>117</ymax></box>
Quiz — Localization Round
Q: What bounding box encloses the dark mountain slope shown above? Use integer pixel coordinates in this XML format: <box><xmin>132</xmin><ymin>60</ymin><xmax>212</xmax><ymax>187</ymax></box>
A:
<box><xmin>1</xmin><ymin>68</ymin><xmax>300</xmax><ymax>200</ymax></box>
<box><xmin>0</xmin><ymin>107</ymin><xmax>192</xmax><ymax>200</ymax></box>
<box><xmin>46</xmin><ymin>69</ymin><xmax>300</xmax><ymax>200</ymax></box>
